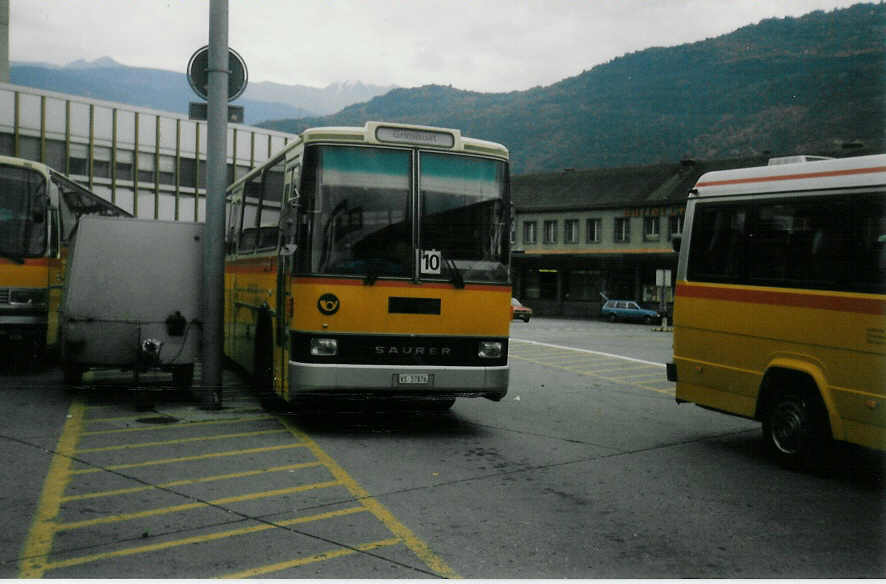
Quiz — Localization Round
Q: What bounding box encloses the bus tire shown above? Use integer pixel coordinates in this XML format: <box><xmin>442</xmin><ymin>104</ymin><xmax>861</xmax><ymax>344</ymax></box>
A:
<box><xmin>761</xmin><ymin>387</ymin><xmax>830</xmax><ymax>470</ymax></box>
<box><xmin>253</xmin><ymin>310</ymin><xmax>275</xmax><ymax>404</ymax></box>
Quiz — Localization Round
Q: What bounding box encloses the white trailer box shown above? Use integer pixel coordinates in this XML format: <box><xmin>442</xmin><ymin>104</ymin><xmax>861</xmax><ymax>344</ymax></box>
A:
<box><xmin>61</xmin><ymin>216</ymin><xmax>203</xmax><ymax>388</ymax></box>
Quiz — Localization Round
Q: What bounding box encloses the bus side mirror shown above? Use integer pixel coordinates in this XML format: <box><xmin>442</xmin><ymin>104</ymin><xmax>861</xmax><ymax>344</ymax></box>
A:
<box><xmin>279</xmin><ymin>194</ymin><xmax>300</xmax><ymax>256</ymax></box>
<box><xmin>671</xmin><ymin>234</ymin><xmax>682</xmax><ymax>253</ymax></box>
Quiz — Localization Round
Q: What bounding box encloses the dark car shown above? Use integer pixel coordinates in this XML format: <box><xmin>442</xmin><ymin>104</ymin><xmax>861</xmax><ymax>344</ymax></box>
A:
<box><xmin>600</xmin><ymin>299</ymin><xmax>660</xmax><ymax>324</ymax></box>
<box><xmin>511</xmin><ymin>297</ymin><xmax>532</xmax><ymax>322</ymax></box>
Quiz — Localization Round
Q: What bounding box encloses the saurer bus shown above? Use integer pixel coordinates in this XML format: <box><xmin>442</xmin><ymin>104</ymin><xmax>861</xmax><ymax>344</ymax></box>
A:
<box><xmin>225</xmin><ymin>122</ymin><xmax>511</xmax><ymax>408</ymax></box>
<box><xmin>0</xmin><ymin>155</ymin><xmax>129</xmax><ymax>363</ymax></box>
<box><xmin>668</xmin><ymin>154</ymin><xmax>886</xmax><ymax>467</ymax></box>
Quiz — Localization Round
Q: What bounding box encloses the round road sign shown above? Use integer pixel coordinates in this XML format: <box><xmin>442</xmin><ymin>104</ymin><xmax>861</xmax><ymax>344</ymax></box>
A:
<box><xmin>187</xmin><ymin>46</ymin><xmax>248</xmax><ymax>102</ymax></box>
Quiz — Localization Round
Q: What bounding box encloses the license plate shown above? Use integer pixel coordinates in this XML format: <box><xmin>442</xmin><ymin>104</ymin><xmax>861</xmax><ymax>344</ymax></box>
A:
<box><xmin>398</xmin><ymin>373</ymin><xmax>430</xmax><ymax>385</ymax></box>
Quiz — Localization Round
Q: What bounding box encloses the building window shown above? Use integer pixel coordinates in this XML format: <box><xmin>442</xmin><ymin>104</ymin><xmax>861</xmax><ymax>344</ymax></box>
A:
<box><xmin>614</xmin><ymin>217</ymin><xmax>631</xmax><ymax>242</ymax></box>
<box><xmin>93</xmin><ymin>146</ymin><xmax>111</xmax><ymax>179</ymax></box>
<box><xmin>543</xmin><ymin>220</ymin><xmax>558</xmax><ymax>243</ymax></box>
<box><xmin>523</xmin><ymin>221</ymin><xmax>537</xmax><ymax>244</ymax></box>
<box><xmin>644</xmin><ymin>216</ymin><xmax>660</xmax><ymax>241</ymax></box>
<box><xmin>115</xmin><ymin>150</ymin><xmax>134</xmax><ymax>182</ymax></box>
<box><xmin>669</xmin><ymin>214</ymin><xmax>684</xmax><ymax>240</ymax></box>
<box><xmin>564</xmin><ymin>219</ymin><xmax>579</xmax><ymax>244</ymax></box>
<box><xmin>586</xmin><ymin>218</ymin><xmax>601</xmax><ymax>243</ymax></box>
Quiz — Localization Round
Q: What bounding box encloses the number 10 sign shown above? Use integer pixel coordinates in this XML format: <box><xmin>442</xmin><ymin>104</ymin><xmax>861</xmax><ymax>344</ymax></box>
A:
<box><xmin>420</xmin><ymin>249</ymin><xmax>442</xmax><ymax>275</ymax></box>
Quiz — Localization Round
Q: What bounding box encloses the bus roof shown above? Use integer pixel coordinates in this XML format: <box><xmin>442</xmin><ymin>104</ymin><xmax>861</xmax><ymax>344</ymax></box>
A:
<box><xmin>301</xmin><ymin>121</ymin><xmax>509</xmax><ymax>159</ymax></box>
<box><xmin>691</xmin><ymin>153</ymin><xmax>886</xmax><ymax>198</ymax></box>
<box><xmin>0</xmin><ymin>154</ymin><xmax>52</xmax><ymax>178</ymax></box>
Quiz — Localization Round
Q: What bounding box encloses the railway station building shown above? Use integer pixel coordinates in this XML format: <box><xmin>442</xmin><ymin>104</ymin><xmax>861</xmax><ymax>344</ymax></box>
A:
<box><xmin>509</xmin><ymin>157</ymin><xmax>770</xmax><ymax>317</ymax></box>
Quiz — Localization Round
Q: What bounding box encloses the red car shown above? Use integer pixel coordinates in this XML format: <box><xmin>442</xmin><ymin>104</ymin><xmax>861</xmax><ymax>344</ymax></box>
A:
<box><xmin>511</xmin><ymin>297</ymin><xmax>533</xmax><ymax>322</ymax></box>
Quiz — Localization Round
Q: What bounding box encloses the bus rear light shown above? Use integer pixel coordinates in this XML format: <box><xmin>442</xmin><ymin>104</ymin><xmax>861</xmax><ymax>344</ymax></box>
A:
<box><xmin>478</xmin><ymin>341</ymin><xmax>503</xmax><ymax>359</ymax></box>
<box><xmin>310</xmin><ymin>338</ymin><xmax>338</xmax><ymax>356</ymax></box>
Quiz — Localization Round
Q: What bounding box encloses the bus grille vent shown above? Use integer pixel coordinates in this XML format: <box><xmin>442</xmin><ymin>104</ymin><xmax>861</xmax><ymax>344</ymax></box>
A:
<box><xmin>0</xmin><ymin>289</ymin><xmax>9</xmax><ymax>304</ymax></box>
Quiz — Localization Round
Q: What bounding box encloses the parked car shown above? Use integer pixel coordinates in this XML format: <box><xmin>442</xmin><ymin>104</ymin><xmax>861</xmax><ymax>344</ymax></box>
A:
<box><xmin>600</xmin><ymin>299</ymin><xmax>660</xmax><ymax>324</ymax></box>
<box><xmin>511</xmin><ymin>297</ymin><xmax>533</xmax><ymax>322</ymax></box>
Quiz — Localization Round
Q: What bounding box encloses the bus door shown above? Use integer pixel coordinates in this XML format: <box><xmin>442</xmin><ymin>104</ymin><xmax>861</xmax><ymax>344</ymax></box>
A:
<box><xmin>275</xmin><ymin>162</ymin><xmax>301</xmax><ymax>400</ymax></box>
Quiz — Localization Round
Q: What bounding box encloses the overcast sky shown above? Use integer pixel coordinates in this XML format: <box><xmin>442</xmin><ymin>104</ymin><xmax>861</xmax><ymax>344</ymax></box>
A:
<box><xmin>11</xmin><ymin>0</ymin><xmax>866</xmax><ymax>93</ymax></box>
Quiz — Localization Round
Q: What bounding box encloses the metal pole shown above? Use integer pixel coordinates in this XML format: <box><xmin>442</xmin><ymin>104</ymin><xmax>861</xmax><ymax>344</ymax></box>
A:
<box><xmin>201</xmin><ymin>0</ymin><xmax>228</xmax><ymax>408</ymax></box>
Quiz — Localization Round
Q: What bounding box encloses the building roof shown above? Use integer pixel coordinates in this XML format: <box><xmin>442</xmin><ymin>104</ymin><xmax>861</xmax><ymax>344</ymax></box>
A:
<box><xmin>511</xmin><ymin>156</ymin><xmax>770</xmax><ymax>212</ymax></box>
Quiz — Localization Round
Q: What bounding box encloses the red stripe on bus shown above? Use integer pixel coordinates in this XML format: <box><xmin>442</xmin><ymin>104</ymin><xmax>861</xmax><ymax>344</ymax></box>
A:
<box><xmin>696</xmin><ymin>165</ymin><xmax>886</xmax><ymax>187</ymax></box>
<box><xmin>677</xmin><ymin>283</ymin><xmax>886</xmax><ymax>315</ymax></box>
<box><xmin>0</xmin><ymin>258</ymin><xmax>50</xmax><ymax>267</ymax></box>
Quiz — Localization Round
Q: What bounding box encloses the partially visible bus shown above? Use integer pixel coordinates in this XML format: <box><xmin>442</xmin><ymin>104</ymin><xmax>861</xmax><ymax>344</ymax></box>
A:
<box><xmin>225</xmin><ymin>121</ymin><xmax>511</xmax><ymax>408</ymax></box>
<box><xmin>668</xmin><ymin>154</ymin><xmax>886</xmax><ymax>466</ymax></box>
<box><xmin>0</xmin><ymin>155</ymin><xmax>130</xmax><ymax>362</ymax></box>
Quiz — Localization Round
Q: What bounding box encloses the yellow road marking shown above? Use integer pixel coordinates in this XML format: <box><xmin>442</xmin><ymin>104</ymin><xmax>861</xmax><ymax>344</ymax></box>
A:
<box><xmin>75</xmin><ymin>428</ymin><xmax>287</xmax><ymax>453</ymax></box>
<box><xmin>510</xmin><ymin>353</ymin><xmax>673</xmax><ymax>396</ymax></box>
<box><xmin>71</xmin><ymin>443</ymin><xmax>309</xmax><ymax>475</ymax></box>
<box><xmin>19</xmin><ymin>399</ymin><xmax>86</xmax><ymax>578</ymax></box>
<box><xmin>81</xmin><ymin>415</ymin><xmax>274</xmax><ymax>435</ymax></box>
<box><xmin>222</xmin><ymin>537</ymin><xmax>402</xmax><ymax>579</ymax></box>
<box><xmin>62</xmin><ymin>461</ymin><xmax>324</xmax><ymax>501</ymax></box>
<box><xmin>44</xmin><ymin>506</ymin><xmax>369</xmax><ymax>571</ymax></box>
<box><xmin>279</xmin><ymin>417</ymin><xmax>460</xmax><ymax>579</ymax></box>
<box><xmin>56</xmin><ymin>480</ymin><xmax>342</xmax><ymax>531</ymax></box>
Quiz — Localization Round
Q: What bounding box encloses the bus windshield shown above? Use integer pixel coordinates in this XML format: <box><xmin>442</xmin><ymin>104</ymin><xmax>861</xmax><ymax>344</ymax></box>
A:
<box><xmin>0</xmin><ymin>164</ymin><xmax>47</xmax><ymax>260</ymax></box>
<box><xmin>298</xmin><ymin>144</ymin><xmax>510</xmax><ymax>283</ymax></box>
<box><xmin>420</xmin><ymin>152</ymin><xmax>509</xmax><ymax>283</ymax></box>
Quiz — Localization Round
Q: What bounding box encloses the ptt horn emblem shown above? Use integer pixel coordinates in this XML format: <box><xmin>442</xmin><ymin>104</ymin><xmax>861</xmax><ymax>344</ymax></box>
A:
<box><xmin>317</xmin><ymin>293</ymin><xmax>340</xmax><ymax>315</ymax></box>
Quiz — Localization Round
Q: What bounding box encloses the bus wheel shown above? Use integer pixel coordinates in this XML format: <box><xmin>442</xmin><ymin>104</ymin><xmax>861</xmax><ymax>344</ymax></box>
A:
<box><xmin>253</xmin><ymin>312</ymin><xmax>275</xmax><ymax>406</ymax></box>
<box><xmin>63</xmin><ymin>363</ymin><xmax>83</xmax><ymax>386</ymax></box>
<box><xmin>425</xmin><ymin>397</ymin><xmax>456</xmax><ymax>411</ymax></box>
<box><xmin>762</xmin><ymin>391</ymin><xmax>829</xmax><ymax>469</ymax></box>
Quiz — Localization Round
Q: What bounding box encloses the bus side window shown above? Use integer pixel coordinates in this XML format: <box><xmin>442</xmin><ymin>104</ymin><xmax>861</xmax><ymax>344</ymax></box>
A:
<box><xmin>687</xmin><ymin>205</ymin><xmax>746</xmax><ymax>282</ymax></box>
<box><xmin>854</xmin><ymin>194</ymin><xmax>886</xmax><ymax>294</ymax></box>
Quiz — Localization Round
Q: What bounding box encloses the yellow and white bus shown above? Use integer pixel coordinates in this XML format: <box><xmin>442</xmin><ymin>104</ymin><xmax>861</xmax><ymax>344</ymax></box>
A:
<box><xmin>225</xmin><ymin>122</ymin><xmax>511</xmax><ymax>408</ymax></box>
<box><xmin>668</xmin><ymin>154</ymin><xmax>886</xmax><ymax>466</ymax></box>
<box><xmin>0</xmin><ymin>155</ymin><xmax>130</xmax><ymax>362</ymax></box>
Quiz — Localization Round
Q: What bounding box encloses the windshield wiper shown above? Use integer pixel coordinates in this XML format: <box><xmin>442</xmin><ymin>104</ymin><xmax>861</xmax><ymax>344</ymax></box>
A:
<box><xmin>445</xmin><ymin>257</ymin><xmax>465</xmax><ymax>289</ymax></box>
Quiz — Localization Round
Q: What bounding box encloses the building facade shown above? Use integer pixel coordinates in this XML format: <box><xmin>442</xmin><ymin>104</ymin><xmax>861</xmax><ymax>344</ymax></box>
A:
<box><xmin>509</xmin><ymin>158</ymin><xmax>769</xmax><ymax>317</ymax></box>
<box><xmin>0</xmin><ymin>82</ymin><xmax>297</xmax><ymax>221</ymax></box>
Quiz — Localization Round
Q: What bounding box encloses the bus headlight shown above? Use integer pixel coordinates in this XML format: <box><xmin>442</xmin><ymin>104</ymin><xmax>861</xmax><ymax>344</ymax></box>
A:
<box><xmin>310</xmin><ymin>338</ymin><xmax>338</xmax><ymax>356</ymax></box>
<box><xmin>478</xmin><ymin>341</ymin><xmax>502</xmax><ymax>359</ymax></box>
<box><xmin>10</xmin><ymin>288</ymin><xmax>48</xmax><ymax>306</ymax></box>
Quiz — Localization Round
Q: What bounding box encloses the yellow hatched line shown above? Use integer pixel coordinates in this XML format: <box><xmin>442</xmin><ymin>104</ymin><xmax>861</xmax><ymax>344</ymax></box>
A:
<box><xmin>278</xmin><ymin>417</ymin><xmax>460</xmax><ymax>579</ymax></box>
<box><xmin>81</xmin><ymin>415</ymin><xmax>274</xmax><ymax>435</ymax></box>
<box><xmin>71</xmin><ymin>443</ymin><xmax>309</xmax><ymax>475</ymax></box>
<box><xmin>510</xmin><ymin>353</ymin><xmax>672</xmax><ymax>396</ymax></box>
<box><xmin>75</xmin><ymin>428</ymin><xmax>287</xmax><ymax>453</ymax></box>
<box><xmin>19</xmin><ymin>400</ymin><xmax>86</xmax><ymax>578</ymax></box>
<box><xmin>56</xmin><ymin>480</ymin><xmax>342</xmax><ymax>531</ymax></box>
<box><xmin>44</xmin><ymin>506</ymin><xmax>369</xmax><ymax>572</ymax></box>
<box><xmin>587</xmin><ymin>363</ymin><xmax>660</xmax><ymax>374</ymax></box>
<box><xmin>62</xmin><ymin>461</ymin><xmax>324</xmax><ymax>501</ymax></box>
<box><xmin>222</xmin><ymin>537</ymin><xmax>401</xmax><ymax>579</ymax></box>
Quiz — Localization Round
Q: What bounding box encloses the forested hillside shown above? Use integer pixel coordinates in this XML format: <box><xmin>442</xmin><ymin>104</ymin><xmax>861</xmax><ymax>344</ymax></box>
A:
<box><xmin>260</xmin><ymin>3</ymin><xmax>885</xmax><ymax>174</ymax></box>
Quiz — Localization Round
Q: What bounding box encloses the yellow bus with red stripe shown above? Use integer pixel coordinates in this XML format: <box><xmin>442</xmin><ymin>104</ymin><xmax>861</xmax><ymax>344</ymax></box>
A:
<box><xmin>224</xmin><ymin>122</ymin><xmax>511</xmax><ymax>407</ymax></box>
<box><xmin>0</xmin><ymin>155</ymin><xmax>129</xmax><ymax>362</ymax></box>
<box><xmin>669</xmin><ymin>154</ymin><xmax>886</xmax><ymax>466</ymax></box>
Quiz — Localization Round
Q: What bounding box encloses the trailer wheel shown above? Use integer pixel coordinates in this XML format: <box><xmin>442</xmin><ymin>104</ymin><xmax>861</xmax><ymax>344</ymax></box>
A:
<box><xmin>63</xmin><ymin>363</ymin><xmax>83</xmax><ymax>386</ymax></box>
<box><xmin>172</xmin><ymin>364</ymin><xmax>194</xmax><ymax>391</ymax></box>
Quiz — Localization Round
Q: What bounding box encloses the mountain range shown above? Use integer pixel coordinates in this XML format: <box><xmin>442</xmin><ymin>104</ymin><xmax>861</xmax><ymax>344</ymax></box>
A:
<box><xmin>10</xmin><ymin>3</ymin><xmax>885</xmax><ymax>175</ymax></box>
<box><xmin>10</xmin><ymin>58</ymin><xmax>396</xmax><ymax>124</ymax></box>
<box><xmin>259</xmin><ymin>2</ymin><xmax>885</xmax><ymax>174</ymax></box>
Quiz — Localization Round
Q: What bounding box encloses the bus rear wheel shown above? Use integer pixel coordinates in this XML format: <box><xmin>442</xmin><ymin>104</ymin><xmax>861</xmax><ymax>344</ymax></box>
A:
<box><xmin>762</xmin><ymin>391</ymin><xmax>829</xmax><ymax>469</ymax></box>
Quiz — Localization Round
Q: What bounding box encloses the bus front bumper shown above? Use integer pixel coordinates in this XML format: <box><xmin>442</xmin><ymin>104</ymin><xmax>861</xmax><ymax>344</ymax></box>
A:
<box><xmin>288</xmin><ymin>361</ymin><xmax>509</xmax><ymax>401</ymax></box>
